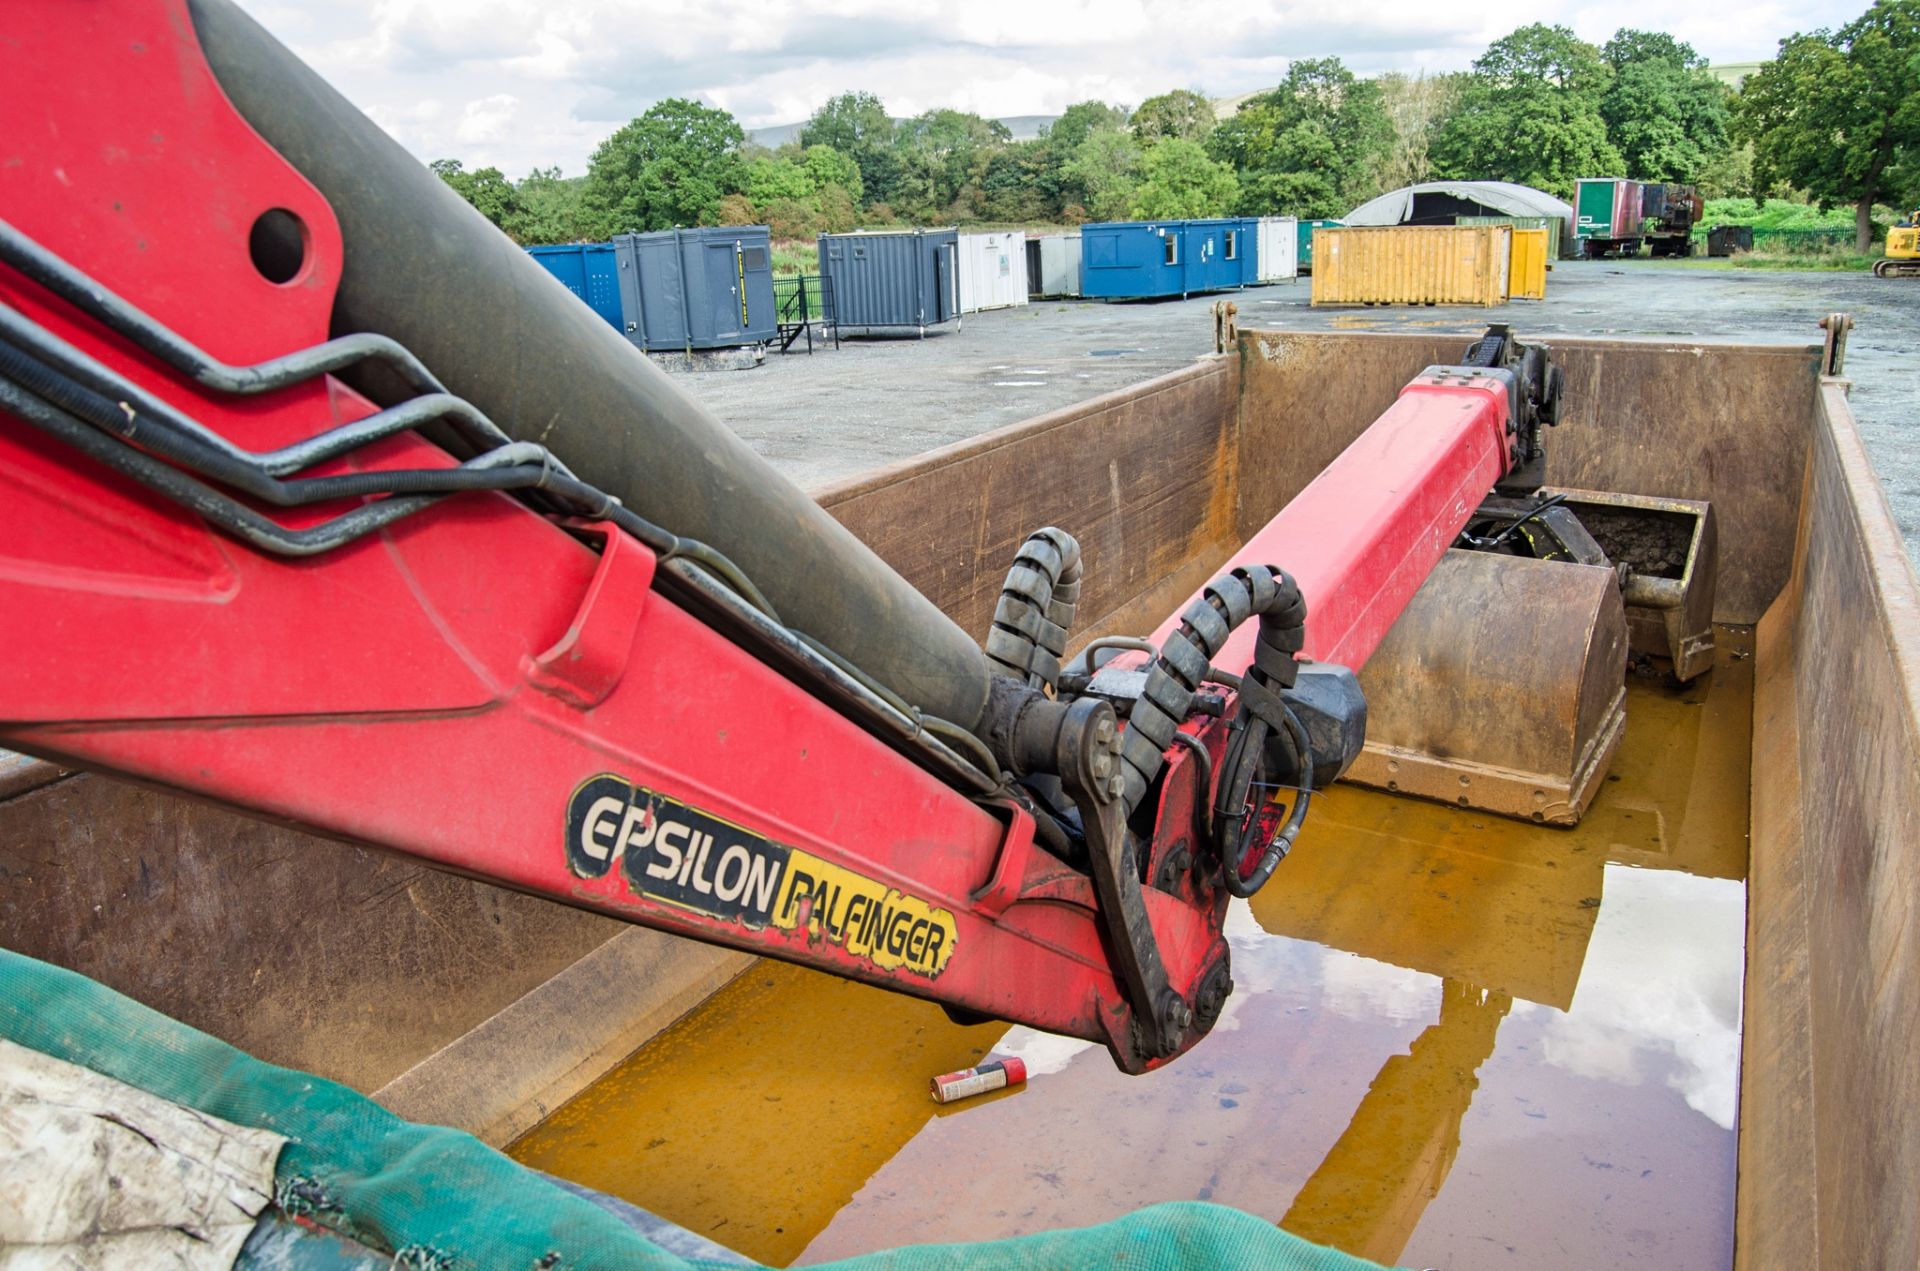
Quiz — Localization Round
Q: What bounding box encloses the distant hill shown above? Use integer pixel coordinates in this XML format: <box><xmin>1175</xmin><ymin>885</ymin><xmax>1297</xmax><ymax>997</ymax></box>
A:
<box><xmin>1705</xmin><ymin>61</ymin><xmax>1763</xmax><ymax>89</ymax></box>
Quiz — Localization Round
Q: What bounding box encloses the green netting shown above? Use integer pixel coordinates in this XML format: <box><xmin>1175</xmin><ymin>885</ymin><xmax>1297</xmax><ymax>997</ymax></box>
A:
<box><xmin>0</xmin><ymin>949</ymin><xmax>1385</xmax><ymax>1271</ymax></box>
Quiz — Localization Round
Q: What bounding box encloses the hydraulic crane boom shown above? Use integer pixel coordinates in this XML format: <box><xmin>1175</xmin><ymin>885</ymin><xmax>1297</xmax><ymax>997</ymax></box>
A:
<box><xmin>0</xmin><ymin>0</ymin><xmax>1561</xmax><ymax>1074</ymax></box>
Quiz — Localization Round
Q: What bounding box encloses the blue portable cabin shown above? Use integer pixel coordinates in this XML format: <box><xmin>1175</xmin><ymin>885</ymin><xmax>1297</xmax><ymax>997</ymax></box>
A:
<box><xmin>525</xmin><ymin>226</ymin><xmax>776</xmax><ymax>351</ymax></box>
<box><xmin>1079</xmin><ymin>218</ymin><xmax>1258</xmax><ymax>300</ymax></box>
<box><xmin>526</xmin><ymin>242</ymin><xmax>621</xmax><ymax>330</ymax></box>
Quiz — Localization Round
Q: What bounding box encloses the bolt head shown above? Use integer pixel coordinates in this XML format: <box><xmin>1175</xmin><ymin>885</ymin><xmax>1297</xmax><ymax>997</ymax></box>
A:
<box><xmin>1091</xmin><ymin>752</ymin><xmax>1111</xmax><ymax>779</ymax></box>
<box><xmin>1094</xmin><ymin>715</ymin><xmax>1115</xmax><ymax>744</ymax></box>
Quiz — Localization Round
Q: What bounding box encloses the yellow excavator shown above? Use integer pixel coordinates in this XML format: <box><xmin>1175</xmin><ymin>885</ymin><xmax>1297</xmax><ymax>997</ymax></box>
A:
<box><xmin>1873</xmin><ymin>209</ymin><xmax>1920</xmax><ymax>276</ymax></box>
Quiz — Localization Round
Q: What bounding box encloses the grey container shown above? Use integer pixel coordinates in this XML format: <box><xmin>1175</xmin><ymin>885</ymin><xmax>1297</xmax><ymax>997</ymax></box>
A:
<box><xmin>612</xmin><ymin>226</ymin><xmax>776</xmax><ymax>351</ymax></box>
<box><xmin>816</xmin><ymin>229</ymin><xmax>960</xmax><ymax>336</ymax></box>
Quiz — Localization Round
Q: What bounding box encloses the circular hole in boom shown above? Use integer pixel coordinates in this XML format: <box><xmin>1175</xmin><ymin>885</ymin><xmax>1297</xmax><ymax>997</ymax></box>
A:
<box><xmin>248</xmin><ymin>208</ymin><xmax>308</xmax><ymax>285</ymax></box>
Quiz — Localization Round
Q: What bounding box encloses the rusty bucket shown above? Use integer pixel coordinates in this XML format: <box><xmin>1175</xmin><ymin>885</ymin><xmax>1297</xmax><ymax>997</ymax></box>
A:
<box><xmin>1343</xmin><ymin>550</ymin><xmax>1629</xmax><ymax>825</ymax></box>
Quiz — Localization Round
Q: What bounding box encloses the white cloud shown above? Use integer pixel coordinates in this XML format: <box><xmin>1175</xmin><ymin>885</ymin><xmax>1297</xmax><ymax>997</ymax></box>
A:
<box><xmin>456</xmin><ymin>93</ymin><xmax>521</xmax><ymax>143</ymax></box>
<box><xmin>1535</xmin><ymin>863</ymin><xmax>1745</xmax><ymax>1129</ymax></box>
<box><xmin>233</xmin><ymin>0</ymin><xmax>1857</xmax><ymax>178</ymax></box>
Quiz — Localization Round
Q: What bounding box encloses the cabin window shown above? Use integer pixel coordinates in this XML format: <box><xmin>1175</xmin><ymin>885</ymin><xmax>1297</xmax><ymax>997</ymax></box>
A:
<box><xmin>1164</xmin><ymin>234</ymin><xmax>1179</xmax><ymax>266</ymax></box>
<box><xmin>1224</xmin><ymin>230</ymin><xmax>1238</xmax><ymax>260</ymax></box>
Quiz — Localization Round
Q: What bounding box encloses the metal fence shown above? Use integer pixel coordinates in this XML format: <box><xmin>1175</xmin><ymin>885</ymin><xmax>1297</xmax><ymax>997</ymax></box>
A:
<box><xmin>1692</xmin><ymin>225</ymin><xmax>1856</xmax><ymax>253</ymax></box>
<box><xmin>772</xmin><ymin>273</ymin><xmax>837</xmax><ymax>354</ymax></box>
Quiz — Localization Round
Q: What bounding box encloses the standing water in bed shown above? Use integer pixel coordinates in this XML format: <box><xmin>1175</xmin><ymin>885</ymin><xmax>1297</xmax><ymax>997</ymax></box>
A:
<box><xmin>511</xmin><ymin>630</ymin><xmax>1752</xmax><ymax>1270</ymax></box>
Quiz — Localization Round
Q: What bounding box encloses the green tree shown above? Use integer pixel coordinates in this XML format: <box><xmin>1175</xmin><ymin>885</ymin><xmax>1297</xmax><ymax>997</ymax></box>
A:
<box><xmin>742</xmin><ymin>154</ymin><xmax>814</xmax><ymax>205</ymax></box>
<box><xmin>799</xmin><ymin>91</ymin><xmax>897</xmax><ymax>206</ymax></box>
<box><xmin>506</xmin><ymin>167</ymin><xmax>594</xmax><ymax>244</ymax></box>
<box><xmin>1237</xmin><ymin>127</ymin><xmax>1345</xmax><ymax>216</ymax></box>
<box><xmin>1046</xmin><ymin>100</ymin><xmax>1130</xmax><ymax>151</ymax></box>
<box><xmin>1061</xmin><ymin>129</ymin><xmax>1143</xmax><ymax>220</ymax></box>
<box><xmin>1476</xmin><ymin>22</ymin><xmax>1614</xmax><ymax>91</ymax></box>
<box><xmin>1132</xmin><ymin>90</ymin><xmax>1216</xmax><ymax>146</ymax></box>
<box><xmin>1207</xmin><ymin>58</ymin><xmax>1392</xmax><ymax>217</ymax></box>
<box><xmin>731</xmin><ymin>143</ymin><xmax>868</xmax><ymax>237</ymax></box>
<box><xmin>815</xmin><ymin>183</ymin><xmax>860</xmax><ymax>232</ymax></box>
<box><xmin>981</xmin><ymin>139</ymin><xmax>1060</xmax><ymax>221</ymax></box>
<box><xmin>1600</xmin><ymin>30</ymin><xmax>1732</xmax><ymax>183</ymax></box>
<box><xmin>801</xmin><ymin>144</ymin><xmax>863</xmax><ymax>203</ymax></box>
<box><xmin>1431</xmin><ymin>24</ymin><xmax>1622</xmax><ymax>197</ymax></box>
<box><xmin>585</xmin><ymin>99</ymin><xmax>746</xmax><ymax>233</ymax></box>
<box><xmin>1694</xmin><ymin>141</ymin><xmax>1756</xmax><ymax>199</ymax></box>
<box><xmin>1735</xmin><ymin>0</ymin><xmax>1920</xmax><ymax>250</ymax></box>
<box><xmin>1130</xmin><ymin>138</ymin><xmax>1239</xmax><ymax>217</ymax></box>
<box><xmin>892</xmin><ymin>109</ymin><xmax>1010</xmax><ymax>220</ymax></box>
<box><xmin>430</xmin><ymin>159</ymin><xmax>521</xmax><ymax>232</ymax></box>
<box><xmin>1374</xmin><ymin>72</ymin><xmax>1467</xmax><ymax>190</ymax></box>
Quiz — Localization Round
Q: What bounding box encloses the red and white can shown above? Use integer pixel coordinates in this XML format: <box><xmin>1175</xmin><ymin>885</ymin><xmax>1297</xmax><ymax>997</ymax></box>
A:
<box><xmin>929</xmin><ymin>1056</ymin><xmax>1028</xmax><ymax>1104</ymax></box>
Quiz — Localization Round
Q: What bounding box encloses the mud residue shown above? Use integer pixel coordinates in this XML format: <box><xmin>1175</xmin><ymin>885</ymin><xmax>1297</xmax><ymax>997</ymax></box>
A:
<box><xmin>1580</xmin><ymin>506</ymin><xmax>1694</xmax><ymax>579</ymax></box>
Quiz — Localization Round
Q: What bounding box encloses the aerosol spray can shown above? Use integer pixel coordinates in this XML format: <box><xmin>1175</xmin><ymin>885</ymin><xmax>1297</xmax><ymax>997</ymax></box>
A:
<box><xmin>929</xmin><ymin>1057</ymin><xmax>1028</xmax><ymax>1104</ymax></box>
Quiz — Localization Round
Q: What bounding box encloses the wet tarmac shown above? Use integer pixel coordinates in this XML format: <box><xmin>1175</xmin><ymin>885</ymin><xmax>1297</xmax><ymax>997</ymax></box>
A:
<box><xmin>511</xmin><ymin>631</ymin><xmax>1753</xmax><ymax>1269</ymax></box>
<box><xmin>678</xmin><ymin>260</ymin><xmax>1916</xmax><ymax>565</ymax></box>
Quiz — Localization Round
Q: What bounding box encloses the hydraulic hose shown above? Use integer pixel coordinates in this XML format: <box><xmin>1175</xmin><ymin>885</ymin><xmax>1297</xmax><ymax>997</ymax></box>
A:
<box><xmin>0</xmin><ymin>330</ymin><xmax>779</xmax><ymax>618</ymax></box>
<box><xmin>1206</xmin><ymin>569</ymin><xmax>1312</xmax><ymax>898</ymax></box>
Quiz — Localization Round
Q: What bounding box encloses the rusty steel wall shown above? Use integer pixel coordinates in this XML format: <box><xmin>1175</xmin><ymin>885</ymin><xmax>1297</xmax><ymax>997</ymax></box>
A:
<box><xmin>0</xmin><ymin>771</ymin><xmax>628</xmax><ymax>1092</ymax></box>
<box><xmin>1744</xmin><ymin>381</ymin><xmax>1920</xmax><ymax>1270</ymax></box>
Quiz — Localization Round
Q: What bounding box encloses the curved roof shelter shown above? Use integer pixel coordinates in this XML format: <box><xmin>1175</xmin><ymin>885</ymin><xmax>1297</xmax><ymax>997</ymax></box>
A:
<box><xmin>1344</xmin><ymin>181</ymin><xmax>1574</xmax><ymax>226</ymax></box>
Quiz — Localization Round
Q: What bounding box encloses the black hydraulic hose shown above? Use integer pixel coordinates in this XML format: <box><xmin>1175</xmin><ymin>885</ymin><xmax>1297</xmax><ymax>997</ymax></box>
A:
<box><xmin>0</xmin><ymin>216</ymin><xmax>453</xmax><ymax>403</ymax></box>
<box><xmin>0</xmin><ymin>225</ymin><xmax>1015</xmax><ymax>797</ymax></box>
<box><xmin>2</xmin><ymin>363</ymin><xmax>1003</xmax><ymax>799</ymax></box>
<box><xmin>1460</xmin><ymin>492</ymin><xmax>1570</xmax><ymax>550</ymax></box>
<box><xmin>0</xmin><ymin>376</ymin><xmax>438</xmax><ymax>556</ymax></box>
<box><xmin>0</xmin><ymin>329</ymin><xmax>787</xmax><ymax>622</ymax></box>
<box><xmin>0</xmin><ymin>330</ymin><xmax>556</xmax><ymax>503</ymax></box>
<box><xmin>0</xmin><ymin>298</ymin><xmax>523</xmax><ymax>479</ymax></box>
<box><xmin>1207</xmin><ymin>569</ymin><xmax>1312</xmax><ymax>898</ymax></box>
<box><xmin>1166</xmin><ymin>731</ymin><xmax>1215</xmax><ymax>849</ymax></box>
<box><xmin>1219</xmin><ymin>705</ymin><xmax>1313</xmax><ymax>899</ymax></box>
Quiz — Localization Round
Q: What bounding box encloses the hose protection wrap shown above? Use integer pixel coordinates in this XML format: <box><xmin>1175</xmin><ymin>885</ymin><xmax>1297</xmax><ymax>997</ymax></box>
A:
<box><xmin>1119</xmin><ymin>566</ymin><xmax>1306</xmax><ymax>818</ymax></box>
<box><xmin>984</xmin><ymin>528</ymin><xmax>1082</xmax><ymax>690</ymax></box>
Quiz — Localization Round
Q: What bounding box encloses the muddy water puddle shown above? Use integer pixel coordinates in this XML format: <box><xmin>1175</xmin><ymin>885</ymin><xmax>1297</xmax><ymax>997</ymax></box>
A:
<box><xmin>511</xmin><ymin>631</ymin><xmax>1751</xmax><ymax>1269</ymax></box>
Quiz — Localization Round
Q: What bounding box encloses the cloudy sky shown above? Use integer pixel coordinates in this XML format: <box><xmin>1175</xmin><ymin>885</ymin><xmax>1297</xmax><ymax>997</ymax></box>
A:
<box><xmin>243</xmin><ymin>0</ymin><xmax>1859</xmax><ymax>178</ymax></box>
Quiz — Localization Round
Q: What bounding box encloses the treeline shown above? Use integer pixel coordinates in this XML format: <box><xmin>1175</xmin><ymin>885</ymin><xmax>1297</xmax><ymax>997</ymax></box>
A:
<box><xmin>435</xmin><ymin>0</ymin><xmax>1920</xmax><ymax>253</ymax></box>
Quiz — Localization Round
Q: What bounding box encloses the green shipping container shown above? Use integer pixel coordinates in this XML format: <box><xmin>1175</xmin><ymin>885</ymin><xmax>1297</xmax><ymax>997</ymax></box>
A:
<box><xmin>1297</xmin><ymin>219</ymin><xmax>1343</xmax><ymax>272</ymax></box>
<box><xmin>1457</xmin><ymin>214</ymin><xmax>1569</xmax><ymax>262</ymax></box>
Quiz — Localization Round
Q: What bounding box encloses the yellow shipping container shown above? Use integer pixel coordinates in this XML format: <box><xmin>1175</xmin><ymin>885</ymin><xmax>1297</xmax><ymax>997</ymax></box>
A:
<box><xmin>1310</xmin><ymin>224</ymin><xmax>1511</xmax><ymax>307</ymax></box>
<box><xmin>1509</xmin><ymin>226</ymin><xmax>1549</xmax><ymax>300</ymax></box>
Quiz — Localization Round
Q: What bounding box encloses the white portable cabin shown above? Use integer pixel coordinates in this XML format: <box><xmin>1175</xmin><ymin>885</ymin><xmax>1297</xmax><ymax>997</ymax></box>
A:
<box><xmin>1256</xmin><ymin>216</ymin><xmax>1299</xmax><ymax>282</ymax></box>
<box><xmin>956</xmin><ymin>231</ymin><xmax>1029</xmax><ymax>313</ymax></box>
<box><xmin>1033</xmin><ymin>233</ymin><xmax>1082</xmax><ymax>297</ymax></box>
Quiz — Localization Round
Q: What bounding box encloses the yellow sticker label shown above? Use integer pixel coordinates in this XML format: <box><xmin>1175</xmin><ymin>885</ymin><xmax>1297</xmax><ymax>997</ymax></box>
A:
<box><xmin>771</xmin><ymin>848</ymin><xmax>957</xmax><ymax>979</ymax></box>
